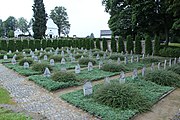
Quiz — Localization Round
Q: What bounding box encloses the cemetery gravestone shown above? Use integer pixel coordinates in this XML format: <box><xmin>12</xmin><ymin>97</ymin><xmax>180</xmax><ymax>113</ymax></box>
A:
<box><xmin>164</xmin><ymin>60</ymin><xmax>167</xmax><ymax>69</ymax></box>
<box><xmin>44</xmin><ymin>55</ymin><xmax>48</xmax><ymax>61</ymax></box>
<box><xmin>124</xmin><ymin>56</ymin><xmax>128</xmax><ymax>64</ymax></box>
<box><xmin>151</xmin><ymin>63</ymin><xmax>154</xmax><ymax>71</ymax></box>
<box><xmin>75</xmin><ymin>64</ymin><xmax>81</xmax><ymax>74</ymax></box>
<box><xmin>169</xmin><ymin>59</ymin><xmax>172</xmax><ymax>67</ymax></box>
<box><xmin>104</xmin><ymin>77</ymin><xmax>110</xmax><ymax>85</ymax></box>
<box><xmin>142</xmin><ymin>67</ymin><xmax>146</xmax><ymax>77</ymax></box>
<box><xmin>132</xmin><ymin>69</ymin><xmax>138</xmax><ymax>80</ymax></box>
<box><xmin>158</xmin><ymin>62</ymin><xmax>161</xmax><ymax>70</ymax></box>
<box><xmin>3</xmin><ymin>55</ymin><xmax>8</xmax><ymax>60</ymax></box>
<box><xmin>119</xmin><ymin>71</ymin><xmax>126</xmax><ymax>84</ymax></box>
<box><xmin>23</xmin><ymin>62</ymin><xmax>29</xmax><ymax>69</ymax></box>
<box><xmin>174</xmin><ymin>58</ymin><xmax>177</xmax><ymax>65</ymax></box>
<box><xmin>43</xmin><ymin>67</ymin><xmax>51</xmax><ymax>77</ymax></box>
<box><xmin>99</xmin><ymin>61</ymin><xmax>103</xmax><ymax>69</ymax></box>
<box><xmin>50</xmin><ymin>59</ymin><xmax>55</xmax><ymax>66</ymax></box>
<box><xmin>131</xmin><ymin>56</ymin><xmax>134</xmax><ymax>63</ymax></box>
<box><xmin>11</xmin><ymin>58</ymin><xmax>16</xmax><ymax>65</ymax></box>
<box><xmin>88</xmin><ymin>62</ymin><xmax>93</xmax><ymax>71</ymax></box>
<box><xmin>83</xmin><ymin>81</ymin><xmax>93</xmax><ymax>96</ymax></box>
<box><xmin>61</xmin><ymin>58</ymin><xmax>66</xmax><ymax>64</ymax></box>
<box><xmin>117</xmin><ymin>57</ymin><xmax>121</xmax><ymax>64</ymax></box>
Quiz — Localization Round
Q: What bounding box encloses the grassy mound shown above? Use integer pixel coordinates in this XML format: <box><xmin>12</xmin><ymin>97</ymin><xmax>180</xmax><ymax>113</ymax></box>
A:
<box><xmin>32</xmin><ymin>63</ymin><xmax>52</xmax><ymax>73</ymax></box>
<box><xmin>93</xmin><ymin>83</ymin><xmax>151</xmax><ymax>112</ymax></box>
<box><xmin>49</xmin><ymin>55</ymin><xmax>62</xmax><ymax>62</ymax></box>
<box><xmin>101</xmin><ymin>63</ymin><xmax>129</xmax><ymax>72</ymax></box>
<box><xmin>78</xmin><ymin>58</ymin><xmax>96</xmax><ymax>65</ymax></box>
<box><xmin>19</xmin><ymin>58</ymin><xmax>34</xmax><ymax>66</ymax></box>
<box><xmin>144</xmin><ymin>70</ymin><xmax>180</xmax><ymax>87</ymax></box>
<box><xmin>167</xmin><ymin>65</ymin><xmax>180</xmax><ymax>75</ymax></box>
<box><xmin>52</xmin><ymin>72</ymin><xmax>77</xmax><ymax>82</ymax></box>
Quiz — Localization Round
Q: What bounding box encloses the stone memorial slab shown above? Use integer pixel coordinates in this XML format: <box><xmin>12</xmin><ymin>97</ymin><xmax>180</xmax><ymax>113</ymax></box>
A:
<box><xmin>164</xmin><ymin>60</ymin><xmax>167</xmax><ymax>69</ymax></box>
<box><xmin>96</xmin><ymin>54</ymin><xmax>100</xmax><ymax>60</ymax></box>
<box><xmin>23</xmin><ymin>62</ymin><xmax>29</xmax><ymax>69</ymax></box>
<box><xmin>61</xmin><ymin>51</ymin><xmax>64</xmax><ymax>56</ymax></box>
<box><xmin>119</xmin><ymin>71</ymin><xmax>126</xmax><ymax>84</ymax></box>
<box><xmin>35</xmin><ymin>49</ymin><xmax>38</xmax><ymax>52</ymax></box>
<box><xmin>136</xmin><ymin>56</ymin><xmax>140</xmax><ymax>62</ymax></box>
<box><xmin>124</xmin><ymin>56</ymin><xmax>128</xmax><ymax>64</ymax></box>
<box><xmin>11</xmin><ymin>58</ymin><xmax>16</xmax><ymax>65</ymax></box>
<box><xmin>169</xmin><ymin>59</ymin><xmax>172</xmax><ymax>67</ymax></box>
<box><xmin>121</xmin><ymin>51</ymin><xmax>124</xmax><ymax>55</ymax></box>
<box><xmin>130</xmin><ymin>50</ymin><xmax>133</xmax><ymax>55</ymax></box>
<box><xmin>81</xmin><ymin>55</ymin><xmax>84</xmax><ymax>59</ymax></box>
<box><xmin>38</xmin><ymin>60</ymin><xmax>42</xmax><ymax>63</ymax></box>
<box><xmin>75</xmin><ymin>64</ymin><xmax>81</xmax><ymax>74</ymax></box>
<box><xmin>8</xmin><ymin>50</ymin><xmax>12</xmax><ymax>54</ymax></box>
<box><xmin>50</xmin><ymin>59</ymin><xmax>55</xmax><ymax>66</ymax></box>
<box><xmin>16</xmin><ymin>50</ymin><xmax>19</xmax><ymax>52</ymax></box>
<box><xmin>40</xmin><ymin>48</ymin><xmax>43</xmax><ymax>51</ymax></box>
<box><xmin>142</xmin><ymin>54</ymin><xmax>145</xmax><ymax>59</ymax></box>
<box><xmin>33</xmin><ymin>56</ymin><xmax>38</xmax><ymax>62</ymax></box>
<box><xmin>132</xmin><ymin>69</ymin><xmax>138</xmax><ymax>80</ymax></box>
<box><xmin>3</xmin><ymin>55</ymin><xmax>8</xmax><ymax>60</ymax></box>
<box><xmin>158</xmin><ymin>62</ymin><xmax>161</xmax><ymax>70</ymax></box>
<box><xmin>117</xmin><ymin>57</ymin><xmax>121</xmax><ymax>64</ymax></box>
<box><xmin>44</xmin><ymin>55</ymin><xmax>48</xmax><ymax>61</ymax></box>
<box><xmin>88</xmin><ymin>62</ymin><xmax>93</xmax><ymax>71</ymax></box>
<box><xmin>61</xmin><ymin>58</ymin><xmax>66</xmax><ymax>64</ymax></box>
<box><xmin>151</xmin><ymin>63</ymin><xmax>154</xmax><ymax>71</ymax></box>
<box><xmin>131</xmin><ymin>56</ymin><xmax>134</xmax><ymax>63</ymax></box>
<box><xmin>142</xmin><ymin>67</ymin><xmax>146</xmax><ymax>77</ymax></box>
<box><xmin>99</xmin><ymin>61</ymin><xmax>103</xmax><ymax>69</ymax></box>
<box><xmin>174</xmin><ymin>58</ymin><xmax>177</xmax><ymax>65</ymax></box>
<box><xmin>178</xmin><ymin>57</ymin><xmax>180</xmax><ymax>63</ymax></box>
<box><xmin>43</xmin><ymin>68</ymin><xmax>51</xmax><ymax>77</ymax></box>
<box><xmin>71</xmin><ymin>57</ymin><xmax>76</xmax><ymax>63</ymax></box>
<box><xmin>83</xmin><ymin>81</ymin><xmax>93</xmax><ymax>96</ymax></box>
<box><xmin>104</xmin><ymin>77</ymin><xmax>110</xmax><ymax>85</ymax></box>
<box><xmin>103</xmin><ymin>53</ymin><xmax>107</xmax><ymax>59</ymax></box>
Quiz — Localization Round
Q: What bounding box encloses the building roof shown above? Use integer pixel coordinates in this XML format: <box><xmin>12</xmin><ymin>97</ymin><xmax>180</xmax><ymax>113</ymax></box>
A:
<box><xmin>100</xmin><ymin>30</ymin><xmax>112</xmax><ymax>36</ymax></box>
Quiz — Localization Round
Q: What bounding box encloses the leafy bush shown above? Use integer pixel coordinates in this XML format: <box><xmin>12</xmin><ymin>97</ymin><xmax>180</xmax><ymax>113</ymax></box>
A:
<box><xmin>29</xmin><ymin>40</ymin><xmax>35</xmax><ymax>51</ymax></box>
<box><xmin>0</xmin><ymin>54</ymin><xmax>4</xmax><ymax>59</ymax></box>
<box><xmin>102</xmin><ymin>38</ymin><xmax>108</xmax><ymax>51</ymax></box>
<box><xmin>0</xmin><ymin>50</ymin><xmax>7</xmax><ymax>54</ymax></box>
<box><xmin>111</xmin><ymin>35</ymin><xmax>117</xmax><ymax>52</ymax></box>
<box><xmin>96</xmin><ymin>38</ymin><xmax>101</xmax><ymax>49</ymax></box>
<box><xmin>144</xmin><ymin>70</ymin><xmax>180</xmax><ymax>87</ymax></box>
<box><xmin>118</xmin><ymin>35</ymin><xmax>125</xmax><ymax>53</ymax></box>
<box><xmin>22</xmin><ymin>49</ymin><xmax>31</xmax><ymax>54</ymax></box>
<box><xmin>15</xmin><ymin>40</ymin><xmax>23</xmax><ymax>51</ymax></box>
<box><xmin>135</xmin><ymin>34</ymin><xmax>142</xmax><ymax>54</ymax></box>
<box><xmin>15</xmin><ymin>54</ymin><xmax>24</xmax><ymax>60</ymax></box>
<box><xmin>154</xmin><ymin>35</ymin><xmax>160</xmax><ymax>55</ymax></box>
<box><xmin>35</xmin><ymin>39</ymin><xmax>41</xmax><ymax>50</ymax></box>
<box><xmin>1</xmin><ymin>40</ymin><xmax>8</xmax><ymax>51</ymax></box>
<box><xmin>93</xmin><ymin>83</ymin><xmax>151</xmax><ymax>112</ymax></box>
<box><xmin>45</xmin><ymin>47</ymin><xmax>54</xmax><ymax>52</ymax></box>
<box><xmin>19</xmin><ymin>58</ymin><xmax>34</xmax><ymax>66</ymax></box>
<box><xmin>167</xmin><ymin>65</ymin><xmax>180</xmax><ymax>75</ymax></box>
<box><xmin>93</xmin><ymin>51</ymin><xmax>104</xmax><ymax>57</ymax></box>
<box><xmin>32</xmin><ymin>63</ymin><xmax>52</xmax><ymax>73</ymax></box>
<box><xmin>102</xmin><ymin>63</ymin><xmax>128</xmax><ymax>72</ymax></box>
<box><xmin>8</xmin><ymin>40</ymin><xmax>15</xmax><ymax>52</ymax></box>
<box><xmin>159</xmin><ymin>48</ymin><xmax>180</xmax><ymax>57</ymax></box>
<box><xmin>78</xmin><ymin>58</ymin><xmax>96</xmax><ymax>65</ymax></box>
<box><xmin>74</xmin><ymin>54</ymin><xmax>87</xmax><ymax>59</ymax></box>
<box><xmin>49</xmin><ymin>55</ymin><xmax>62</xmax><ymax>62</ymax></box>
<box><xmin>52</xmin><ymin>72</ymin><xmax>77</xmax><ymax>82</ymax></box>
<box><xmin>39</xmin><ymin>53</ymin><xmax>52</xmax><ymax>59</ymax></box>
<box><xmin>109</xmin><ymin>54</ymin><xmax>124</xmax><ymax>60</ymax></box>
<box><xmin>22</xmin><ymin>39</ymin><xmax>29</xmax><ymax>49</ymax></box>
<box><xmin>142</xmin><ymin>57</ymin><xmax>163</xmax><ymax>63</ymax></box>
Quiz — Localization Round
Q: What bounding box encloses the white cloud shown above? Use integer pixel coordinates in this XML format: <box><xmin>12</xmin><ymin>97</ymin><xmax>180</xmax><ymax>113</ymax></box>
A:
<box><xmin>0</xmin><ymin>0</ymin><xmax>110</xmax><ymax>37</ymax></box>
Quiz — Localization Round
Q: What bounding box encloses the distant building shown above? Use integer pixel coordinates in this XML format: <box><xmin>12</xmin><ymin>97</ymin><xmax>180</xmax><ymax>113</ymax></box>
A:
<box><xmin>100</xmin><ymin>30</ymin><xmax>112</xmax><ymax>38</ymax></box>
<box><xmin>14</xmin><ymin>28</ymin><xmax>23</xmax><ymax>37</ymax></box>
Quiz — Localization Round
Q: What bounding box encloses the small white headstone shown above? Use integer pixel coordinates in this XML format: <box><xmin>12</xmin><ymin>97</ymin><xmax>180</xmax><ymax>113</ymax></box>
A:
<box><xmin>132</xmin><ymin>69</ymin><xmax>138</xmax><ymax>80</ymax></box>
<box><xmin>23</xmin><ymin>52</ymin><xmax>26</xmax><ymax>56</ymax></box>
<box><xmin>34</xmin><ymin>56</ymin><xmax>38</xmax><ymax>61</ymax></box>
<box><xmin>121</xmin><ymin>51</ymin><xmax>124</xmax><ymax>55</ymax></box>
<box><xmin>8</xmin><ymin>50</ymin><xmax>12</xmax><ymax>54</ymax></box>
<box><xmin>3</xmin><ymin>55</ymin><xmax>8</xmax><ymax>60</ymax></box>
<box><xmin>35</xmin><ymin>49</ymin><xmax>38</xmax><ymax>52</ymax></box>
<box><xmin>103</xmin><ymin>53</ymin><xmax>106</xmax><ymax>59</ymax></box>
<box><xmin>13</xmin><ymin>54</ymin><xmax>17</xmax><ymax>59</ymax></box>
<box><xmin>142</xmin><ymin>67</ymin><xmax>146</xmax><ymax>77</ymax></box>
<box><xmin>61</xmin><ymin>51</ymin><xmax>64</xmax><ymax>56</ymax></box>
<box><xmin>96</xmin><ymin>54</ymin><xmax>100</xmax><ymax>60</ymax></box>
<box><xmin>151</xmin><ymin>63</ymin><xmax>154</xmax><ymax>71</ymax></box>
<box><xmin>75</xmin><ymin>64</ymin><xmax>81</xmax><ymax>74</ymax></box>
<box><xmin>108</xmin><ymin>59</ymin><xmax>113</xmax><ymax>64</ymax></box>
<box><xmin>50</xmin><ymin>59</ymin><xmax>55</xmax><ymax>66</ymax></box>
<box><xmin>142</xmin><ymin>54</ymin><xmax>145</xmax><ymax>59</ymax></box>
<box><xmin>174</xmin><ymin>58</ymin><xmax>177</xmax><ymax>65</ymax></box>
<box><xmin>43</xmin><ymin>67</ymin><xmax>51</xmax><ymax>77</ymax></box>
<box><xmin>164</xmin><ymin>60</ymin><xmax>167</xmax><ymax>69</ymax></box>
<box><xmin>61</xmin><ymin>58</ymin><xmax>66</xmax><ymax>64</ymax></box>
<box><xmin>16</xmin><ymin>50</ymin><xmax>19</xmax><ymax>52</ymax></box>
<box><xmin>158</xmin><ymin>62</ymin><xmax>161</xmax><ymax>70</ymax></box>
<box><xmin>11</xmin><ymin>58</ymin><xmax>16</xmax><ymax>65</ymax></box>
<box><xmin>169</xmin><ymin>59</ymin><xmax>172</xmax><ymax>67</ymax></box>
<box><xmin>131</xmin><ymin>56</ymin><xmax>134</xmax><ymax>63</ymax></box>
<box><xmin>130</xmin><ymin>50</ymin><xmax>133</xmax><ymax>55</ymax></box>
<box><xmin>38</xmin><ymin>60</ymin><xmax>42</xmax><ymax>63</ymax></box>
<box><xmin>88</xmin><ymin>62</ymin><xmax>93</xmax><ymax>71</ymax></box>
<box><xmin>99</xmin><ymin>61</ymin><xmax>103</xmax><ymax>69</ymax></box>
<box><xmin>178</xmin><ymin>57</ymin><xmax>180</xmax><ymax>63</ymax></box>
<box><xmin>83</xmin><ymin>81</ymin><xmax>93</xmax><ymax>96</ymax></box>
<box><xmin>40</xmin><ymin>48</ymin><xmax>43</xmax><ymax>51</ymax></box>
<box><xmin>117</xmin><ymin>57</ymin><xmax>121</xmax><ymax>64</ymax></box>
<box><xmin>44</xmin><ymin>55</ymin><xmax>48</xmax><ymax>61</ymax></box>
<box><xmin>136</xmin><ymin>56</ymin><xmax>140</xmax><ymax>62</ymax></box>
<box><xmin>49</xmin><ymin>49</ymin><xmax>53</xmax><ymax>53</ymax></box>
<box><xmin>119</xmin><ymin>71</ymin><xmax>126</xmax><ymax>84</ymax></box>
<box><xmin>81</xmin><ymin>55</ymin><xmax>84</xmax><ymax>59</ymax></box>
<box><xmin>71</xmin><ymin>57</ymin><xmax>76</xmax><ymax>63</ymax></box>
<box><xmin>104</xmin><ymin>77</ymin><xmax>110</xmax><ymax>85</ymax></box>
<box><xmin>124</xmin><ymin>57</ymin><xmax>128</xmax><ymax>64</ymax></box>
<box><xmin>23</xmin><ymin>62</ymin><xmax>29</xmax><ymax>69</ymax></box>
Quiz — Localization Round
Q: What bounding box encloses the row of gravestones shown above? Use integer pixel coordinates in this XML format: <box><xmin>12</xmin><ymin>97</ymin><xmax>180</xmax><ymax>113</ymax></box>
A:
<box><xmin>83</xmin><ymin>57</ymin><xmax>180</xmax><ymax>96</ymax></box>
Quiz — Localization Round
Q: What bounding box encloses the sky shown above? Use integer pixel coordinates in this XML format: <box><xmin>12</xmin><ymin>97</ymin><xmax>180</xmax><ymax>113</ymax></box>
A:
<box><xmin>0</xmin><ymin>0</ymin><xmax>110</xmax><ymax>37</ymax></box>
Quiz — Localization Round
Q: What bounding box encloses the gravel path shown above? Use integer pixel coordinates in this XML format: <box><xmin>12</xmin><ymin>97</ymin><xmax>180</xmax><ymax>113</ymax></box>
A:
<box><xmin>0</xmin><ymin>64</ymin><xmax>99</xmax><ymax>120</ymax></box>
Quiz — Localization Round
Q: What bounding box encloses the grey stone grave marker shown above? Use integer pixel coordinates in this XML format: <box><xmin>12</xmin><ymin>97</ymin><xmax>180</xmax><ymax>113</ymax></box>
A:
<box><xmin>83</xmin><ymin>81</ymin><xmax>93</xmax><ymax>96</ymax></box>
<box><xmin>151</xmin><ymin>63</ymin><xmax>154</xmax><ymax>71</ymax></box>
<box><xmin>104</xmin><ymin>77</ymin><xmax>110</xmax><ymax>85</ymax></box>
<box><xmin>44</xmin><ymin>55</ymin><xmax>48</xmax><ymax>61</ymax></box>
<box><xmin>43</xmin><ymin>67</ymin><xmax>51</xmax><ymax>77</ymax></box>
<box><xmin>174</xmin><ymin>58</ymin><xmax>177</xmax><ymax>65</ymax></box>
<box><xmin>142</xmin><ymin>67</ymin><xmax>146</xmax><ymax>77</ymax></box>
<box><xmin>88</xmin><ymin>62</ymin><xmax>93</xmax><ymax>71</ymax></box>
<box><xmin>23</xmin><ymin>62</ymin><xmax>29</xmax><ymax>69</ymax></box>
<box><xmin>11</xmin><ymin>58</ymin><xmax>16</xmax><ymax>65</ymax></box>
<box><xmin>3</xmin><ymin>55</ymin><xmax>8</xmax><ymax>60</ymax></box>
<box><xmin>164</xmin><ymin>60</ymin><xmax>167</xmax><ymax>69</ymax></box>
<box><xmin>117</xmin><ymin>57</ymin><xmax>121</xmax><ymax>64</ymax></box>
<box><xmin>75</xmin><ymin>64</ymin><xmax>81</xmax><ymax>74</ymax></box>
<box><xmin>131</xmin><ymin>56</ymin><xmax>134</xmax><ymax>63</ymax></box>
<box><xmin>119</xmin><ymin>71</ymin><xmax>126</xmax><ymax>84</ymax></box>
<box><xmin>124</xmin><ymin>56</ymin><xmax>128</xmax><ymax>64</ymax></box>
<box><xmin>50</xmin><ymin>59</ymin><xmax>55</xmax><ymax>66</ymax></box>
<box><xmin>169</xmin><ymin>59</ymin><xmax>172</xmax><ymax>67</ymax></box>
<box><xmin>99</xmin><ymin>61</ymin><xmax>103</xmax><ymax>69</ymax></box>
<box><xmin>158</xmin><ymin>62</ymin><xmax>161</xmax><ymax>70</ymax></box>
<box><xmin>61</xmin><ymin>58</ymin><xmax>66</xmax><ymax>64</ymax></box>
<box><xmin>132</xmin><ymin>69</ymin><xmax>138</xmax><ymax>80</ymax></box>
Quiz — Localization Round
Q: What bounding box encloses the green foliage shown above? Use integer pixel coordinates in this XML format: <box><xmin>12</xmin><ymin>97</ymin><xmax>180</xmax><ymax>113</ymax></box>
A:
<box><xmin>49</xmin><ymin>55</ymin><xmax>62</xmax><ymax>62</ymax></box>
<box><xmin>34</xmin><ymin>39</ymin><xmax>41</xmax><ymax>50</ymax></box>
<box><xmin>145</xmin><ymin>34</ymin><xmax>152</xmax><ymax>55</ymax></box>
<box><xmin>47</xmin><ymin>40</ymin><xmax>53</xmax><ymax>47</ymax></box>
<box><xmin>22</xmin><ymin>39</ymin><xmax>29</xmax><ymax>49</ymax></box>
<box><xmin>29</xmin><ymin>75</ymin><xmax>79</xmax><ymax>91</ymax></box>
<box><xmin>118</xmin><ymin>35</ymin><xmax>125</xmax><ymax>53</ymax></box>
<box><xmin>93</xmin><ymin>51</ymin><xmax>104</xmax><ymax>57</ymax></box>
<box><xmin>78</xmin><ymin>58</ymin><xmax>96</xmax><ymax>65</ymax></box>
<box><xmin>41</xmin><ymin>39</ymin><xmax>47</xmax><ymax>49</ymax></box>
<box><xmin>109</xmin><ymin>53</ymin><xmax>124</xmax><ymax>60</ymax></box>
<box><xmin>19</xmin><ymin>58</ymin><xmax>34</xmax><ymax>66</ymax></box>
<box><xmin>90</xmin><ymin>39</ymin><xmax>95</xmax><ymax>49</ymax></box>
<box><xmin>15</xmin><ymin>54</ymin><xmax>24</xmax><ymax>60</ymax></box>
<box><xmin>154</xmin><ymin>35</ymin><xmax>160</xmax><ymax>55</ymax></box>
<box><xmin>1</xmin><ymin>40</ymin><xmax>8</xmax><ymax>51</ymax></box>
<box><xmin>50</xmin><ymin>6</ymin><xmax>70</xmax><ymax>36</ymax></box>
<box><xmin>58</xmin><ymin>39</ymin><xmax>62</xmax><ymax>48</ymax></box>
<box><xmin>8</xmin><ymin>40</ymin><xmax>15</xmax><ymax>52</ymax></box>
<box><xmin>102</xmin><ymin>38</ymin><xmax>108</xmax><ymax>51</ymax></box>
<box><xmin>159</xmin><ymin>48</ymin><xmax>180</xmax><ymax>57</ymax></box>
<box><xmin>22</xmin><ymin>49</ymin><xmax>31</xmax><ymax>54</ymax></box>
<box><xmin>144</xmin><ymin>70</ymin><xmax>180</xmax><ymax>87</ymax></box>
<box><xmin>52</xmin><ymin>71</ymin><xmax>77</xmax><ymax>82</ymax></box>
<box><xmin>7</xmin><ymin>30</ymin><xmax>14</xmax><ymax>38</ymax></box>
<box><xmin>102</xmin><ymin>63</ymin><xmax>128</xmax><ymax>72</ymax></box>
<box><xmin>32</xmin><ymin>0</ymin><xmax>47</xmax><ymax>39</ymax></box>
<box><xmin>126</xmin><ymin>35</ymin><xmax>133</xmax><ymax>54</ymax></box>
<box><xmin>29</xmin><ymin>40</ymin><xmax>35</xmax><ymax>51</ymax></box>
<box><xmin>167</xmin><ymin>65</ymin><xmax>180</xmax><ymax>75</ymax></box>
<box><xmin>32</xmin><ymin>63</ymin><xmax>52</xmax><ymax>73</ymax></box>
<box><xmin>142</xmin><ymin>57</ymin><xmax>163</xmax><ymax>63</ymax></box>
<box><xmin>0</xmin><ymin>87</ymin><xmax>13</xmax><ymax>104</ymax></box>
<box><xmin>52</xmin><ymin>39</ymin><xmax>58</xmax><ymax>49</ymax></box>
<box><xmin>15</xmin><ymin>40</ymin><xmax>23</xmax><ymax>51</ymax></box>
<box><xmin>0</xmin><ymin>50</ymin><xmax>7</xmax><ymax>54</ymax></box>
<box><xmin>96</xmin><ymin>38</ymin><xmax>101</xmax><ymax>49</ymax></box>
<box><xmin>94</xmin><ymin>83</ymin><xmax>151</xmax><ymax>112</ymax></box>
<box><xmin>135</xmin><ymin>35</ymin><xmax>142</xmax><ymax>54</ymax></box>
<box><xmin>111</xmin><ymin>35</ymin><xmax>117</xmax><ymax>52</ymax></box>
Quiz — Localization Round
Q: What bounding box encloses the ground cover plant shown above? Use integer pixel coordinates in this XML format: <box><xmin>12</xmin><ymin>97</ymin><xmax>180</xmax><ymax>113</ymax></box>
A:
<box><xmin>61</xmin><ymin>77</ymin><xmax>174</xmax><ymax>120</ymax></box>
<box><xmin>167</xmin><ymin>64</ymin><xmax>180</xmax><ymax>75</ymax></box>
<box><xmin>29</xmin><ymin>68</ymin><xmax>117</xmax><ymax>91</ymax></box>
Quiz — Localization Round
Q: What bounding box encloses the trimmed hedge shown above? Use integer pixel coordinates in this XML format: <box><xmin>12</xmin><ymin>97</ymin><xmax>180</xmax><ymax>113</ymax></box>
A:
<box><xmin>8</xmin><ymin>40</ymin><xmax>15</xmax><ymax>52</ymax></box>
<box><xmin>167</xmin><ymin>65</ymin><xmax>180</xmax><ymax>75</ymax></box>
<box><xmin>111</xmin><ymin>35</ymin><xmax>117</xmax><ymax>52</ymax></box>
<box><xmin>102</xmin><ymin>63</ymin><xmax>129</xmax><ymax>72</ymax></box>
<box><xmin>118</xmin><ymin>36</ymin><xmax>125</xmax><ymax>53</ymax></box>
<box><xmin>145</xmin><ymin>34</ymin><xmax>152</xmax><ymax>55</ymax></box>
<box><xmin>159</xmin><ymin>48</ymin><xmax>180</xmax><ymax>57</ymax></box>
<box><xmin>135</xmin><ymin>35</ymin><xmax>142</xmax><ymax>54</ymax></box>
<box><xmin>32</xmin><ymin>63</ymin><xmax>53</xmax><ymax>73</ymax></box>
<box><xmin>126</xmin><ymin>35</ymin><xmax>133</xmax><ymax>54</ymax></box>
<box><xmin>19</xmin><ymin>58</ymin><xmax>34</xmax><ymax>66</ymax></box>
<box><xmin>78</xmin><ymin>58</ymin><xmax>97</xmax><ymax>65</ymax></box>
<box><xmin>52</xmin><ymin>71</ymin><xmax>77</xmax><ymax>82</ymax></box>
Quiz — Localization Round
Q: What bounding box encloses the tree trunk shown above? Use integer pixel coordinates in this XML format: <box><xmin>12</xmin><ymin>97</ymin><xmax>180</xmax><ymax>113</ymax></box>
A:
<box><xmin>58</xmin><ymin>27</ymin><xmax>61</xmax><ymax>37</ymax></box>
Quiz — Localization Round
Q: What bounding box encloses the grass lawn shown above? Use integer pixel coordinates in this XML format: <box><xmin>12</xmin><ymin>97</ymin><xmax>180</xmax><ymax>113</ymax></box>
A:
<box><xmin>169</xmin><ymin>43</ymin><xmax>180</xmax><ymax>47</ymax></box>
<box><xmin>0</xmin><ymin>87</ymin><xmax>31</xmax><ymax>120</ymax></box>
<box><xmin>61</xmin><ymin>78</ymin><xmax>174</xmax><ymax>120</ymax></box>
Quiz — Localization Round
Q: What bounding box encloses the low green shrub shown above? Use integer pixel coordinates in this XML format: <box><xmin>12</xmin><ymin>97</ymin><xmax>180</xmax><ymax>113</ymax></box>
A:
<box><xmin>7</xmin><ymin>54</ymin><xmax>14</xmax><ymax>58</ymax></box>
<box><xmin>142</xmin><ymin>57</ymin><xmax>163</xmax><ymax>63</ymax></box>
<box><xmin>22</xmin><ymin>49</ymin><xmax>31</xmax><ymax>54</ymax></box>
<box><xmin>45</xmin><ymin>47</ymin><xmax>54</xmax><ymax>52</ymax></box>
<box><xmin>0</xmin><ymin>50</ymin><xmax>7</xmax><ymax>54</ymax></box>
<box><xmin>32</xmin><ymin>63</ymin><xmax>52</xmax><ymax>73</ymax></box>
<box><xmin>167</xmin><ymin>65</ymin><xmax>180</xmax><ymax>75</ymax></box>
<box><xmin>144</xmin><ymin>70</ymin><xmax>180</xmax><ymax>87</ymax></box>
<box><xmin>39</xmin><ymin>53</ymin><xmax>52</xmax><ymax>59</ymax></box>
<box><xmin>49</xmin><ymin>55</ymin><xmax>62</xmax><ymax>62</ymax></box>
<box><xmin>52</xmin><ymin>72</ymin><xmax>77</xmax><ymax>82</ymax></box>
<box><xmin>15</xmin><ymin>54</ymin><xmax>24</xmax><ymax>60</ymax></box>
<box><xmin>109</xmin><ymin>54</ymin><xmax>124</xmax><ymax>60</ymax></box>
<box><xmin>102</xmin><ymin>63</ymin><xmax>128</xmax><ymax>72</ymax></box>
<box><xmin>19</xmin><ymin>58</ymin><xmax>34</xmax><ymax>66</ymax></box>
<box><xmin>93</xmin><ymin>51</ymin><xmax>104</xmax><ymax>57</ymax></box>
<box><xmin>94</xmin><ymin>83</ymin><xmax>151</xmax><ymax>112</ymax></box>
<box><xmin>78</xmin><ymin>58</ymin><xmax>96</xmax><ymax>65</ymax></box>
<box><xmin>159</xmin><ymin>48</ymin><xmax>180</xmax><ymax>57</ymax></box>
<box><xmin>0</xmin><ymin>54</ymin><xmax>3</xmax><ymax>59</ymax></box>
